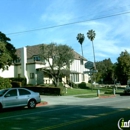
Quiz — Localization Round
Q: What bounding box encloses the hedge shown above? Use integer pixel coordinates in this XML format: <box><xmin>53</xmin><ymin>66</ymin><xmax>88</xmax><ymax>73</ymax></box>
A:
<box><xmin>9</xmin><ymin>78</ymin><xmax>26</xmax><ymax>86</ymax></box>
<box><xmin>0</xmin><ymin>77</ymin><xmax>12</xmax><ymax>89</ymax></box>
<box><xmin>24</xmin><ymin>86</ymin><xmax>64</xmax><ymax>95</ymax></box>
<box><xmin>11</xmin><ymin>81</ymin><xmax>22</xmax><ymax>88</ymax></box>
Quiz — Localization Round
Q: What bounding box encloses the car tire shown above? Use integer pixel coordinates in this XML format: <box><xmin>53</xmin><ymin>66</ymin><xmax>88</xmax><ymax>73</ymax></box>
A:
<box><xmin>28</xmin><ymin>99</ymin><xmax>36</xmax><ymax>108</ymax></box>
<box><xmin>0</xmin><ymin>103</ymin><xmax>2</xmax><ymax>110</ymax></box>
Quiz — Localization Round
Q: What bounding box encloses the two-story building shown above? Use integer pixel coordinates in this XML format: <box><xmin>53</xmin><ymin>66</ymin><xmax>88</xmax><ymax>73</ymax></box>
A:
<box><xmin>0</xmin><ymin>44</ymin><xmax>89</xmax><ymax>85</ymax></box>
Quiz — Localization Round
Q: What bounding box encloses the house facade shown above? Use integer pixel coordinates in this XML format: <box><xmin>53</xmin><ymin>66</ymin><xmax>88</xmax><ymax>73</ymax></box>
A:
<box><xmin>0</xmin><ymin>44</ymin><xmax>89</xmax><ymax>85</ymax></box>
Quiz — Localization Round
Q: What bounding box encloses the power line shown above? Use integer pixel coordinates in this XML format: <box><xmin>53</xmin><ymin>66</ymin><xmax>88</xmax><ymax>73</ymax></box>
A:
<box><xmin>7</xmin><ymin>11</ymin><xmax>130</xmax><ymax>35</ymax></box>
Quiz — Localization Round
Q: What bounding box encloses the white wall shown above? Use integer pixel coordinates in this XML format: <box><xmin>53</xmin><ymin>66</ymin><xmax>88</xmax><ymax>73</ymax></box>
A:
<box><xmin>70</xmin><ymin>60</ymin><xmax>88</xmax><ymax>73</ymax></box>
<box><xmin>0</xmin><ymin>65</ymin><xmax>15</xmax><ymax>78</ymax></box>
<box><xmin>26</xmin><ymin>64</ymin><xmax>36</xmax><ymax>85</ymax></box>
<box><xmin>70</xmin><ymin>59</ymin><xmax>89</xmax><ymax>83</ymax></box>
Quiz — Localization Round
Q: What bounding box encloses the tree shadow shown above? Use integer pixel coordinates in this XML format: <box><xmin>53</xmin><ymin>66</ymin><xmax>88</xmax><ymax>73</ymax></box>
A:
<box><xmin>0</xmin><ymin>98</ymin><xmax>130</xmax><ymax>130</ymax></box>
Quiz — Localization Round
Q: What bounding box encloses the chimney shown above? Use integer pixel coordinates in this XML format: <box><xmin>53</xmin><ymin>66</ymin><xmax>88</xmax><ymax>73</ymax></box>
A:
<box><xmin>21</xmin><ymin>47</ymin><xmax>29</xmax><ymax>84</ymax></box>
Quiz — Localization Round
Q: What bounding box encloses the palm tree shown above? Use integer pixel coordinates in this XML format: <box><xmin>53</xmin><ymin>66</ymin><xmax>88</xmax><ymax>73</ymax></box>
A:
<box><xmin>76</xmin><ymin>33</ymin><xmax>85</xmax><ymax>57</ymax></box>
<box><xmin>87</xmin><ymin>30</ymin><xmax>96</xmax><ymax>70</ymax></box>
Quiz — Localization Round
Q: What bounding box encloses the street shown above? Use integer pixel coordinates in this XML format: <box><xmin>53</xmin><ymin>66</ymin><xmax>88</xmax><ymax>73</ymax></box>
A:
<box><xmin>0</xmin><ymin>95</ymin><xmax>130</xmax><ymax>130</ymax></box>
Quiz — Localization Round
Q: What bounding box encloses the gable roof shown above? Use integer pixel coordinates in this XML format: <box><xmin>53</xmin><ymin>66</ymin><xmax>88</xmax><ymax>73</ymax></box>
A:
<box><xmin>16</xmin><ymin>44</ymin><xmax>87</xmax><ymax>60</ymax></box>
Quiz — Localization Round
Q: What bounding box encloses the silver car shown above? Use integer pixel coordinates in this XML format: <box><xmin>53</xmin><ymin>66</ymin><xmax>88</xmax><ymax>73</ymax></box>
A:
<box><xmin>0</xmin><ymin>88</ymin><xmax>41</xmax><ymax>109</ymax></box>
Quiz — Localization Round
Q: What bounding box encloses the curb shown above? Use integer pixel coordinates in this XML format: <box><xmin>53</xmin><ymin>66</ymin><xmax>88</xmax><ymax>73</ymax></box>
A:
<box><xmin>36</xmin><ymin>101</ymin><xmax>48</xmax><ymax>107</ymax></box>
<box><xmin>99</xmin><ymin>95</ymin><xmax>116</xmax><ymax>98</ymax></box>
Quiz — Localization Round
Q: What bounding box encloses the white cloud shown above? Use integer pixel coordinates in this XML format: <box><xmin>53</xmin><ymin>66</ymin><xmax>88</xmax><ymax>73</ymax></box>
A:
<box><xmin>41</xmin><ymin>13</ymin><xmax>75</xmax><ymax>25</ymax></box>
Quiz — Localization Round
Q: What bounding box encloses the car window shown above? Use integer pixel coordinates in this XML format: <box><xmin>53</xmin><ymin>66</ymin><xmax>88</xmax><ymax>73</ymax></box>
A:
<box><xmin>5</xmin><ymin>89</ymin><xmax>17</xmax><ymax>97</ymax></box>
<box><xmin>0</xmin><ymin>89</ymin><xmax>8</xmax><ymax>96</ymax></box>
<box><xmin>19</xmin><ymin>89</ymin><xmax>31</xmax><ymax>95</ymax></box>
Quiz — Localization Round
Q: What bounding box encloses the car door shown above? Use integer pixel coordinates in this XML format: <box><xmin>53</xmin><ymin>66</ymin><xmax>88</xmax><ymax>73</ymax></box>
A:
<box><xmin>2</xmin><ymin>89</ymin><xmax>18</xmax><ymax>108</ymax></box>
<box><xmin>18</xmin><ymin>88</ymin><xmax>31</xmax><ymax>105</ymax></box>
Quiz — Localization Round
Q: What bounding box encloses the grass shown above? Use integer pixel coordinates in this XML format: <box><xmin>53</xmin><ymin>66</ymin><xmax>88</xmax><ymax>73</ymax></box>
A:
<box><xmin>63</xmin><ymin>87</ymin><xmax>125</xmax><ymax>98</ymax></box>
<box><xmin>64</xmin><ymin>88</ymin><xmax>97</xmax><ymax>96</ymax></box>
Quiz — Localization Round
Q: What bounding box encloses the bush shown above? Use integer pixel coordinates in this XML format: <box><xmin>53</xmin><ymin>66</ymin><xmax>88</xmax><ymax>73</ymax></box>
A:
<box><xmin>58</xmin><ymin>82</ymin><xmax>64</xmax><ymax>87</ymax></box>
<box><xmin>67</xmin><ymin>81</ymin><xmax>78</xmax><ymax>88</ymax></box>
<box><xmin>9</xmin><ymin>78</ymin><xmax>26</xmax><ymax>86</ymax></box>
<box><xmin>78</xmin><ymin>82</ymin><xmax>87</xmax><ymax>89</ymax></box>
<box><xmin>0</xmin><ymin>77</ymin><xmax>12</xmax><ymax>89</ymax></box>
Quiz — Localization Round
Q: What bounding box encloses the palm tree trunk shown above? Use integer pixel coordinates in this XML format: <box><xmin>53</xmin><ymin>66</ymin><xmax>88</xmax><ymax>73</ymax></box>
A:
<box><xmin>81</xmin><ymin>45</ymin><xmax>84</xmax><ymax>57</ymax></box>
<box><xmin>92</xmin><ymin>41</ymin><xmax>96</xmax><ymax>70</ymax></box>
<box><xmin>92</xmin><ymin>41</ymin><xmax>97</xmax><ymax>83</ymax></box>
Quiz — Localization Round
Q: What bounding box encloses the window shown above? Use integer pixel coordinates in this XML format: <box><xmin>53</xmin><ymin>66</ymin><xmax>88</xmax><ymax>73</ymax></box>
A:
<box><xmin>30</xmin><ymin>73</ymin><xmax>34</xmax><ymax>79</ymax></box>
<box><xmin>75</xmin><ymin>74</ymin><xmax>79</xmax><ymax>82</ymax></box>
<box><xmin>15</xmin><ymin>58</ymin><xmax>21</xmax><ymax>63</ymax></box>
<box><xmin>5</xmin><ymin>89</ymin><xmax>17</xmax><ymax>97</ymax></box>
<box><xmin>70</xmin><ymin>74</ymin><xmax>79</xmax><ymax>82</ymax></box>
<box><xmin>34</xmin><ymin>56</ymin><xmax>40</xmax><ymax>61</ymax></box>
<box><xmin>19</xmin><ymin>89</ymin><xmax>31</xmax><ymax>95</ymax></box>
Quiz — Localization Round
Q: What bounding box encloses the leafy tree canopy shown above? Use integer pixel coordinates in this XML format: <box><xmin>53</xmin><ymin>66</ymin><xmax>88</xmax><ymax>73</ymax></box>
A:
<box><xmin>0</xmin><ymin>31</ymin><xmax>17</xmax><ymax>70</ymax></box>
<box><xmin>40</xmin><ymin>43</ymin><xmax>75</xmax><ymax>87</ymax></box>
<box><xmin>115</xmin><ymin>50</ymin><xmax>130</xmax><ymax>84</ymax></box>
<box><xmin>96</xmin><ymin>58</ymin><xmax>114</xmax><ymax>83</ymax></box>
<box><xmin>76</xmin><ymin>33</ymin><xmax>85</xmax><ymax>45</ymax></box>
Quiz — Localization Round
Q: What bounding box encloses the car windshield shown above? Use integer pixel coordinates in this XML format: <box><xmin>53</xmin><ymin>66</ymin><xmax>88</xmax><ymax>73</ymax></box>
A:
<box><xmin>0</xmin><ymin>89</ymin><xmax>8</xmax><ymax>96</ymax></box>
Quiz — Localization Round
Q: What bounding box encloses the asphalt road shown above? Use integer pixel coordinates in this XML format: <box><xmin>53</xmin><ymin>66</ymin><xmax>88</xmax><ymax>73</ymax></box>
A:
<box><xmin>0</xmin><ymin>95</ymin><xmax>130</xmax><ymax>130</ymax></box>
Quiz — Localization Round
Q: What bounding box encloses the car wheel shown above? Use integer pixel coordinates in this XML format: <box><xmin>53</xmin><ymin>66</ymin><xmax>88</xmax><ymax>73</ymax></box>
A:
<box><xmin>28</xmin><ymin>99</ymin><xmax>36</xmax><ymax>108</ymax></box>
<box><xmin>0</xmin><ymin>103</ymin><xmax>3</xmax><ymax>110</ymax></box>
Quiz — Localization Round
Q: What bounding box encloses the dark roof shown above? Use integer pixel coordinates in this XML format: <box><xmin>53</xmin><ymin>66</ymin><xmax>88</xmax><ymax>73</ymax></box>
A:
<box><xmin>16</xmin><ymin>44</ymin><xmax>87</xmax><ymax>60</ymax></box>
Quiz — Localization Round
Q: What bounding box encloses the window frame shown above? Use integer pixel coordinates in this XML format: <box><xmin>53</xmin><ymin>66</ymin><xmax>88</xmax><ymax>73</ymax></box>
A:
<box><xmin>30</xmin><ymin>73</ymin><xmax>34</xmax><ymax>79</ymax></box>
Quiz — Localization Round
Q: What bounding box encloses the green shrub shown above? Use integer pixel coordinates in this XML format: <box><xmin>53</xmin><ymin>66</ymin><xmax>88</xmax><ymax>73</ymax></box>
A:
<box><xmin>78</xmin><ymin>82</ymin><xmax>87</xmax><ymax>89</ymax></box>
<box><xmin>67</xmin><ymin>81</ymin><xmax>78</xmax><ymax>88</ymax></box>
<box><xmin>0</xmin><ymin>77</ymin><xmax>12</xmax><ymax>89</ymax></box>
<box><xmin>58</xmin><ymin>82</ymin><xmax>64</xmax><ymax>87</ymax></box>
<box><xmin>9</xmin><ymin>78</ymin><xmax>26</xmax><ymax>86</ymax></box>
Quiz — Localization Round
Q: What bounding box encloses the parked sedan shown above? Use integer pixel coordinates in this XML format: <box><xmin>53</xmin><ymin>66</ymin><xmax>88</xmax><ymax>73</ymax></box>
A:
<box><xmin>0</xmin><ymin>88</ymin><xmax>41</xmax><ymax>109</ymax></box>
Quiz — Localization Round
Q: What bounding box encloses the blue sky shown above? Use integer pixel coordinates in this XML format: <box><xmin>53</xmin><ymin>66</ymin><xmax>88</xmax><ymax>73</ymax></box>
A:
<box><xmin>1</xmin><ymin>0</ymin><xmax>130</xmax><ymax>63</ymax></box>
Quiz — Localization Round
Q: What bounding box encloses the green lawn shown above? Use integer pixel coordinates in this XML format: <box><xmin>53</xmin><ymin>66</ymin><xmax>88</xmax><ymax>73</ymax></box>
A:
<box><xmin>63</xmin><ymin>87</ymin><xmax>124</xmax><ymax>98</ymax></box>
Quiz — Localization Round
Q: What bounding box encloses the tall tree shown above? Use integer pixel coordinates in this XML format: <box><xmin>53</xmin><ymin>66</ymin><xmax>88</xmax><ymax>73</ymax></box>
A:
<box><xmin>115</xmin><ymin>50</ymin><xmax>130</xmax><ymax>84</ymax></box>
<box><xmin>0</xmin><ymin>31</ymin><xmax>17</xmax><ymax>70</ymax></box>
<box><xmin>87</xmin><ymin>30</ymin><xmax>96</xmax><ymax>70</ymax></box>
<box><xmin>40</xmin><ymin>43</ymin><xmax>75</xmax><ymax>87</ymax></box>
<box><xmin>76</xmin><ymin>33</ymin><xmax>85</xmax><ymax>57</ymax></box>
<box><xmin>96</xmin><ymin>58</ymin><xmax>114</xmax><ymax>84</ymax></box>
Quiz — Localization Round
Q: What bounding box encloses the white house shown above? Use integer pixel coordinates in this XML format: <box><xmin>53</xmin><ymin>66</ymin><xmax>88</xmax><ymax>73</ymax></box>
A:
<box><xmin>0</xmin><ymin>44</ymin><xmax>89</xmax><ymax>85</ymax></box>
